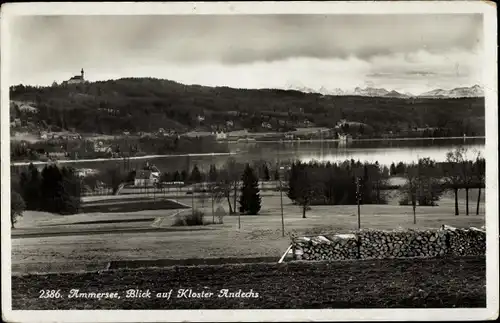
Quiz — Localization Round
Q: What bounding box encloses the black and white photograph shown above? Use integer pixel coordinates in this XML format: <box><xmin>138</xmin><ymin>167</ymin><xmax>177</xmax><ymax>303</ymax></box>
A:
<box><xmin>1</xmin><ymin>2</ymin><xmax>498</xmax><ymax>322</ymax></box>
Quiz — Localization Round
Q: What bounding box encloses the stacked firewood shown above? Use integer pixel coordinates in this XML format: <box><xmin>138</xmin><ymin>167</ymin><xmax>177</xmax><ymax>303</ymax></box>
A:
<box><xmin>443</xmin><ymin>225</ymin><xmax>486</xmax><ymax>256</ymax></box>
<box><xmin>290</xmin><ymin>226</ymin><xmax>486</xmax><ymax>262</ymax></box>
<box><xmin>358</xmin><ymin>229</ymin><xmax>448</xmax><ymax>259</ymax></box>
<box><xmin>293</xmin><ymin>234</ymin><xmax>358</xmax><ymax>261</ymax></box>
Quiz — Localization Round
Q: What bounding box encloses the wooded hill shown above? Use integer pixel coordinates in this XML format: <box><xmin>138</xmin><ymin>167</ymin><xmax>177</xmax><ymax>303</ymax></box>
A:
<box><xmin>10</xmin><ymin>78</ymin><xmax>485</xmax><ymax>136</ymax></box>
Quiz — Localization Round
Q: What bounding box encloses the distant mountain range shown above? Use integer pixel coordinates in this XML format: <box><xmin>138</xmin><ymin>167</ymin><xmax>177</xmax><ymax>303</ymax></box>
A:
<box><xmin>419</xmin><ymin>85</ymin><xmax>484</xmax><ymax>98</ymax></box>
<box><xmin>287</xmin><ymin>84</ymin><xmax>484</xmax><ymax>98</ymax></box>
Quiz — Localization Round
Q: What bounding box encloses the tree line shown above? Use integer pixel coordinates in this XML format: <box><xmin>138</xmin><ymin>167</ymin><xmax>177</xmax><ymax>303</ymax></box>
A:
<box><xmin>11</xmin><ymin>164</ymin><xmax>82</xmax><ymax>228</ymax></box>
<box><xmin>10</xmin><ymin>147</ymin><xmax>486</xmax><ymax>228</ymax></box>
<box><xmin>391</xmin><ymin>148</ymin><xmax>485</xmax><ymax>216</ymax></box>
<box><xmin>11</xmin><ymin>135</ymin><xmax>229</xmax><ymax>162</ymax></box>
<box><xmin>286</xmin><ymin>160</ymin><xmax>390</xmax><ymax>218</ymax></box>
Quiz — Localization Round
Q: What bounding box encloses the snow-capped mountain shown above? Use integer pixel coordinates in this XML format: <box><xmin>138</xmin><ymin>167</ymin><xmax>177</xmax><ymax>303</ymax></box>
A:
<box><xmin>447</xmin><ymin>85</ymin><xmax>484</xmax><ymax>98</ymax></box>
<box><xmin>418</xmin><ymin>89</ymin><xmax>450</xmax><ymax>98</ymax></box>
<box><xmin>285</xmin><ymin>83</ymin><xmax>484</xmax><ymax>98</ymax></box>
<box><xmin>353</xmin><ymin>87</ymin><xmax>390</xmax><ymax>97</ymax></box>
<box><xmin>318</xmin><ymin>86</ymin><xmax>345</xmax><ymax>96</ymax></box>
<box><xmin>419</xmin><ymin>85</ymin><xmax>484</xmax><ymax>98</ymax></box>
<box><xmin>384</xmin><ymin>90</ymin><xmax>410</xmax><ymax>98</ymax></box>
<box><xmin>285</xmin><ymin>83</ymin><xmax>317</xmax><ymax>94</ymax></box>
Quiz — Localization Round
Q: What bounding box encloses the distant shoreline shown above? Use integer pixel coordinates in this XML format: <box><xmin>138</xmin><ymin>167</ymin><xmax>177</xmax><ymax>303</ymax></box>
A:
<box><xmin>10</xmin><ymin>136</ymin><xmax>485</xmax><ymax>167</ymax></box>
<box><xmin>225</xmin><ymin>136</ymin><xmax>485</xmax><ymax>144</ymax></box>
<box><xmin>10</xmin><ymin>152</ymin><xmax>238</xmax><ymax>167</ymax></box>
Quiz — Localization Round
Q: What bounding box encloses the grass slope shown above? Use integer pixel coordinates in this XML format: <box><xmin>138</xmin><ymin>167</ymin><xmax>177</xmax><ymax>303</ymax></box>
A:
<box><xmin>11</xmin><ymin>190</ymin><xmax>485</xmax><ymax>274</ymax></box>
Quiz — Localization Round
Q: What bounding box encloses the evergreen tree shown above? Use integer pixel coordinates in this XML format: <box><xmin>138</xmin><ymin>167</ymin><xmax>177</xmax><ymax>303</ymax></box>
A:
<box><xmin>208</xmin><ymin>164</ymin><xmax>218</xmax><ymax>182</ymax></box>
<box><xmin>20</xmin><ymin>164</ymin><xmax>42</xmax><ymax>210</ymax></box>
<box><xmin>190</xmin><ymin>164</ymin><xmax>202</xmax><ymax>183</ymax></box>
<box><xmin>180</xmin><ymin>170</ymin><xmax>188</xmax><ymax>182</ymax></box>
<box><xmin>39</xmin><ymin>164</ymin><xmax>81</xmax><ymax>215</ymax></box>
<box><xmin>273</xmin><ymin>167</ymin><xmax>280</xmax><ymax>181</ymax></box>
<box><xmin>173</xmin><ymin>170</ymin><xmax>182</xmax><ymax>182</ymax></box>
<box><xmin>238</xmin><ymin>164</ymin><xmax>262</xmax><ymax>215</ymax></box>
<box><xmin>11</xmin><ymin>191</ymin><xmax>26</xmax><ymax>229</ymax></box>
<box><xmin>160</xmin><ymin>171</ymin><xmax>171</xmax><ymax>183</ymax></box>
<box><xmin>390</xmin><ymin>162</ymin><xmax>397</xmax><ymax>176</ymax></box>
<box><xmin>126</xmin><ymin>170</ymin><xmax>137</xmax><ymax>183</ymax></box>
<box><xmin>287</xmin><ymin>162</ymin><xmax>299</xmax><ymax>202</ymax></box>
<box><xmin>262</xmin><ymin>164</ymin><xmax>270</xmax><ymax>181</ymax></box>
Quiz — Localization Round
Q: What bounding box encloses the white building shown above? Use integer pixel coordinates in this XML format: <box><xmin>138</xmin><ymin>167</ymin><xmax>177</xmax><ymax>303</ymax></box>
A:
<box><xmin>212</xmin><ymin>130</ymin><xmax>228</xmax><ymax>140</ymax></box>
<box><xmin>261</xmin><ymin>122</ymin><xmax>272</xmax><ymax>129</ymax></box>
<box><xmin>134</xmin><ymin>170</ymin><xmax>158</xmax><ymax>187</ymax></box>
<box><xmin>93</xmin><ymin>141</ymin><xmax>112</xmax><ymax>153</ymax></box>
<box><xmin>338</xmin><ymin>134</ymin><xmax>353</xmax><ymax>143</ymax></box>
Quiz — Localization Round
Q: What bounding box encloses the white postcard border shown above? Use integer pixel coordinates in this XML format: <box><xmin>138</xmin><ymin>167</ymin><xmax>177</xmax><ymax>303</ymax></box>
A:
<box><xmin>1</xmin><ymin>1</ymin><xmax>498</xmax><ymax>322</ymax></box>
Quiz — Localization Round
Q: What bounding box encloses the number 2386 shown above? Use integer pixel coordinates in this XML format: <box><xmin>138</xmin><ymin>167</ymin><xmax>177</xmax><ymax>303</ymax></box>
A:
<box><xmin>39</xmin><ymin>290</ymin><xmax>62</xmax><ymax>298</ymax></box>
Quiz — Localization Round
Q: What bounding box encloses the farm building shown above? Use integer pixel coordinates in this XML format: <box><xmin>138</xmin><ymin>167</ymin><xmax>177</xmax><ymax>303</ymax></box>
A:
<box><xmin>134</xmin><ymin>170</ymin><xmax>159</xmax><ymax>187</ymax></box>
<box><xmin>212</xmin><ymin>130</ymin><xmax>228</xmax><ymax>140</ymax></box>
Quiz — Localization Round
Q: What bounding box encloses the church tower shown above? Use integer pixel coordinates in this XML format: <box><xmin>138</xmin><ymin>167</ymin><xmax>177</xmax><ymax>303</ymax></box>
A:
<box><xmin>81</xmin><ymin>68</ymin><xmax>85</xmax><ymax>80</ymax></box>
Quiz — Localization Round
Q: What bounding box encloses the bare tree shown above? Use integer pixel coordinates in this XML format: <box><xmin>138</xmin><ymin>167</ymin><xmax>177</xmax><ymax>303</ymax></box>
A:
<box><xmin>294</xmin><ymin>166</ymin><xmax>322</xmax><ymax>219</ymax></box>
<box><xmin>400</xmin><ymin>163</ymin><xmax>419</xmax><ymax>224</ymax></box>
<box><xmin>416</xmin><ymin>157</ymin><xmax>443</xmax><ymax>206</ymax></box>
<box><xmin>444</xmin><ymin>147</ymin><xmax>468</xmax><ymax>215</ymax></box>
<box><xmin>474</xmin><ymin>151</ymin><xmax>486</xmax><ymax>215</ymax></box>
<box><xmin>219</xmin><ymin>157</ymin><xmax>243</xmax><ymax>215</ymax></box>
<box><xmin>208</xmin><ymin>182</ymin><xmax>224</xmax><ymax>223</ymax></box>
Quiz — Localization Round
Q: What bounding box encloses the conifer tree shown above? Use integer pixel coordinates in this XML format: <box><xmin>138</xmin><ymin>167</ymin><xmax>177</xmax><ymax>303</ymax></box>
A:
<box><xmin>181</xmin><ymin>170</ymin><xmax>188</xmax><ymax>182</ymax></box>
<box><xmin>173</xmin><ymin>171</ymin><xmax>182</xmax><ymax>182</ymax></box>
<box><xmin>208</xmin><ymin>164</ymin><xmax>218</xmax><ymax>182</ymax></box>
<box><xmin>287</xmin><ymin>162</ymin><xmax>299</xmax><ymax>202</ymax></box>
<box><xmin>262</xmin><ymin>164</ymin><xmax>270</xmax><ymax>181</ymax></box>
<box><xmin>239</xmin><ymin>164</ymin><xmax>262</xmax><ymax>215</ymax></box>
<box><xmin>189</xmin><ymin>165</ymin><xmax>202</xmax><ymax>183</ymax></box>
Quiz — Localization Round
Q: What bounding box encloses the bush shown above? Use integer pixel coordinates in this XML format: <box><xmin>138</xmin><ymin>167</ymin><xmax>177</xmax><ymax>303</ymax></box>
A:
<box><xmin>398</xmin><ymin>195</ymin><xmax>411</xmax><ymax>206</ymax></box>
<box><xmin>11</xmin><ymin>191</ymin><xmax>26</xmax><ymax>228</ymax></box>
<box><xmin>172</xmin><ymin>210</ymin><xmax>205</xmax><ymax>226</ymax></box>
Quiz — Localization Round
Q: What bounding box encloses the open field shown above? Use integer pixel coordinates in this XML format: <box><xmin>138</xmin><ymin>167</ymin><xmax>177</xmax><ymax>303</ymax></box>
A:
<box><xmin>80</xmin><ymin>197</ymin><xmax>189</xmax><ymax>213</ymax></box>
<box><xmin>11</xmin><ymin>189</ymin><xmax>485</xmax><ymax>274</ymax></box>
<box><xmin>11</xmin><ymin>256</ymin><xmax>486</xmax><ymax>309</ymax></box>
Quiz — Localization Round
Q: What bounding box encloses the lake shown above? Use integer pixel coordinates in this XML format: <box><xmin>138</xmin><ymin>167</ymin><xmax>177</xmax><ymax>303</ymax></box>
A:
<box><xmin>11</xmin><ymin>138</ymin><xmax>485</xmax><ymax>174</ymax></box>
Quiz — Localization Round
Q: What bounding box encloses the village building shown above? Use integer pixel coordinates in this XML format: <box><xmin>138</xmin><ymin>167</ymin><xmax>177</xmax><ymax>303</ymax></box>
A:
<box><xmin>303</xmin><ymin>119</ymin><xmax>313</xmax><ymax>127</ymax></box>
<box><xmin>338</xmin><ymin>133</ymin><xmax>353</xmax><ymax>143</ymax></box>
<box><xmin>212</xmin><ymin>130</ymin><xmax>228</xmax><ymax>140</ymax></box>
<box><xmin>261</xmin><ymin>121</ymin><xmax>273</xmax><ymax>129</ymax></box>
<box><xmin>93</xmin><ymin>141</ymin><xmax>112</xmax><ymax>153</ymax></box>
<box><xmin>134</xmin><ymin>163</ymin><xmax>161</xmax><ymax>186</ymax></box>
<box><xmin>134</xmin><ymin>170</ymin><xmax>157</xmax><ymax>187</ymax></box>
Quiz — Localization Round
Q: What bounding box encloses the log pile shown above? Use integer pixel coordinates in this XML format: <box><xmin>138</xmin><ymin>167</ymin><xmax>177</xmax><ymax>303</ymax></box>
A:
<box><xmin>291</xmin><ymin>226</ymin><xmax>485</xmax><ymax>262</ymax></box>
<box><xmin>358</xmin><ymin>229</ymin><xmax>448</xmax><ymax>259</ymax></box>
<box><xmin>444</xmin><ymin>226</ymin><xmax>486</xmax><ymax>256</ymax></box>
<box><xmin>293</xmin><ymin>234</ymin><xmax>358</xmax><ymax>261</ymax></box>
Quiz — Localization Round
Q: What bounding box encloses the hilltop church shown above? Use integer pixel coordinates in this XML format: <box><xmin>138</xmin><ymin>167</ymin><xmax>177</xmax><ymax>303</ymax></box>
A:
<box><xmin>62</xmin><ymin>68</ymin><xmax>86</xmax><ymax>85</ymax></box>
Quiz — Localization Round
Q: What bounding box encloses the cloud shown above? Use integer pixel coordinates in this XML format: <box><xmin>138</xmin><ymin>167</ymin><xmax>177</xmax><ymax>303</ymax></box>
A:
<box><xmin>7</xmin><ymin>14</ymin><xmax>483</xmax><ymax>93</ymax></box>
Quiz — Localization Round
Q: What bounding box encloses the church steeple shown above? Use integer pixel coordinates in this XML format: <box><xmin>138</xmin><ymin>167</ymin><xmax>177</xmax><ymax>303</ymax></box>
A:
<box><xmin>81</xmin><ymin>68</ymin><xmax>84</xmax><ymax>79</ymax></box>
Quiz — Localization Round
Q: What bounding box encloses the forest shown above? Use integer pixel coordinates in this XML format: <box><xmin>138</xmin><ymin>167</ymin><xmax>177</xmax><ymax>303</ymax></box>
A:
<box><xmin>10</xmin><ymin>78</ymin><xmax>485</xmax><ymax>136</ymax></box>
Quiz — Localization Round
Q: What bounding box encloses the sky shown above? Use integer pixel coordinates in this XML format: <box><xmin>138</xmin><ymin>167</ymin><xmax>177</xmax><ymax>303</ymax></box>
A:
<box><xmin>8</xmin><ymin>14</ymin><xmax>483</xmax><ymax>95</ymax></box>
